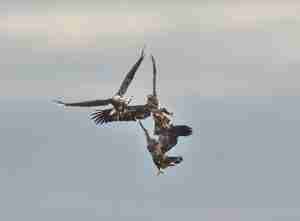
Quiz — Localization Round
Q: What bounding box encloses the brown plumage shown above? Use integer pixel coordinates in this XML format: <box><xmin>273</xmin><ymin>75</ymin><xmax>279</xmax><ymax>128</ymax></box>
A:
<box><xmin>138</xmin><ymin>120</ymin><xmax>183</xmax><ymax>175</ymax></box>
<box><xmin>90</xmin><ymin>105</ymin><xmax>151</xmax><ymax>125</ymax></box>
<box><xmin>158</xmin><ymin>125</ymin><xmax>193</xmax><ymax>154</ymax></box>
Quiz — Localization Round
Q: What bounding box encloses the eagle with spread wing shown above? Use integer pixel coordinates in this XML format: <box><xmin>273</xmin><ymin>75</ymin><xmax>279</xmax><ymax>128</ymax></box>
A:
<box><xmin>138</xmin><ymin>120</ymin><xmax>183</xmax><ymax>175</ymax></box>
<box><xmin>90</xmin><ymin>55</ymin><xmax>172</xmax><ymax>125</ymax></box>
<box><xmin>54</xmin><ymin>48</ymin><xmax>145</xmax><ymax>116</ymax></box>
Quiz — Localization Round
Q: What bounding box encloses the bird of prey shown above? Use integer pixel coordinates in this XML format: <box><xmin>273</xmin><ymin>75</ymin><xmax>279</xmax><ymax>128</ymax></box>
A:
<box><xmin>54</xmin><ymin>48</ymin><xmax>145</xmax><ymax>116</ymax></box>
<box><xmin>90</xmin><ymin>55</ymin><xmax>172</xmax><ymax>125</ymax></box>
<box><xmin>138</xmin><ymin>120</ymin><xmax>183</xmax><ymax>175</ymax></box>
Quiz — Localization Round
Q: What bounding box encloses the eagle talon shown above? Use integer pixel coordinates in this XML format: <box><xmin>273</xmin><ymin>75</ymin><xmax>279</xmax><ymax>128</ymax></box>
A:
<box><xmin>127</xmin><ymin>96</ymin><xmax>133</xmax><ymax>105</ymax></box>
<box><xmin>156</xmin><ymin>170</ymin><xmax>164</xmax><ymax>176</ymax></box>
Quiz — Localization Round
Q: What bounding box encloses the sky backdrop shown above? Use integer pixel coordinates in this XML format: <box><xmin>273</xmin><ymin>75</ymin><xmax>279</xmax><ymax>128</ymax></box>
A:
<box><xmin>1</xmin><ymin>1</ymin><xmax>300</xmax><ymax>220</ymax></box>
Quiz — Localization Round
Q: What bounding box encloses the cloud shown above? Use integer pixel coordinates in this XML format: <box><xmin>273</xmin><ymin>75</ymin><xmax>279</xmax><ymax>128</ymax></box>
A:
<box><xmin>1</xmin><ymin>1</ymin><xmax>300</xmax><ymax>98</ymax></box>
<box><xmin>1</xmin><ymin>2</ymin><xmax>299</xmax><ymax>47</ymax></box>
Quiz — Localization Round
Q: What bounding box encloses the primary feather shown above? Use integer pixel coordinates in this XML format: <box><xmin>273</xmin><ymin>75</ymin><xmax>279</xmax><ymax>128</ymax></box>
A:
<box><xmin>53</xmin><ymin>99</ymin><xmax>112</xmax><ymax>107</ymax></box>
<box><xmin>90</xmin><ymin>105</ymin><xmax>151</xmax><ymax>125</ymax></box>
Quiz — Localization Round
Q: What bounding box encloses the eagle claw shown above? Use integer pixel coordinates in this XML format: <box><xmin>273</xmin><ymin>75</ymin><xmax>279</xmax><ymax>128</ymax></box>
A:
<box><xmin>156</xmin><ymin>170</ymin><xmax>164</xmax><ymax>176</ymax></box>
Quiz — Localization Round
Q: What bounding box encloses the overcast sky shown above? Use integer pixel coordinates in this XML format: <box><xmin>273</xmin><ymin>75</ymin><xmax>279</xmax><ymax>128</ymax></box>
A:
<box><xmin>1</xmin><ymin>1</ymin><xmax>300</xmax><ymax>220</ymax></box>
<box><xmin>1</xmin><ymin>0</ymin><xmax>300</xmax><ymax>99</ymax></box>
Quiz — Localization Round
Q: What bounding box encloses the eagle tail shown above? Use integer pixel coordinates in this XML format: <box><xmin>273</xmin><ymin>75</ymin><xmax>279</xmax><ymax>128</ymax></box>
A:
<box><xmin>170</xmin><ymin>125</ymin><xmax>193</xmax><ymax>137</ymax></box>
<box><xmin>165</xmin><ymin>156</ymin><xmax>183</xmax><ymax>165</ymax></box>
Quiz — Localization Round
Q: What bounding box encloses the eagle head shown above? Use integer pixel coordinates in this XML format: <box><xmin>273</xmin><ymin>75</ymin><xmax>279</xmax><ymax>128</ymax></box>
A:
<box><xmin>112</xmin><ymin>95</ymin><xmax>121</xmax><ymax>102</ymax></box>
<box><xmin>146</xmin><ymin>95</ymin><xmax>159</xmax><ymax>108</ymax></box>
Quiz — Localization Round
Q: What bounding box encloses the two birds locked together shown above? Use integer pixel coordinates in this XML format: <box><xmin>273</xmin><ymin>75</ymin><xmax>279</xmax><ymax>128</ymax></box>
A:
<box><xmin>55</xmin><ymin>48</ymin><xmax>192</xmax><ymax>175</ymax></box>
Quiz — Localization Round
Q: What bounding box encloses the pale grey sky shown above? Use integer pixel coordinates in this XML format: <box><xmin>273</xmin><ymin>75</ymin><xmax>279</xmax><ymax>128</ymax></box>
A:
<box><xmin>1</xmin><ymin>0</ymin><xmax>300</xmax><ymax>98</ymax></box>
<box><xmin>1</xmin><ymin>1</ymin><xmax>300</xmax><ymax>220</ymax></box>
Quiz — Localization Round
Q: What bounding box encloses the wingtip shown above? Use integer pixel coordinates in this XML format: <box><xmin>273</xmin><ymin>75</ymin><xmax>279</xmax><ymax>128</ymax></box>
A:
<box><xmin>150</xmin><ymin>54</ymin><xmax>157</xmax><ymax>66</ymax></box>
<box><xmin>52</xmin><ymin>99</ymin><xmax>65</xmax><ymax>106</ymax></box>
<box><xmin>89</xmin><ymin>110</ymin><xmax>105</xmax><ymax>125</ymax></box>
<box><xmin>141</xmin><ymin>45</ymin><xmax>146</xmax><ymax>57</ymax></box>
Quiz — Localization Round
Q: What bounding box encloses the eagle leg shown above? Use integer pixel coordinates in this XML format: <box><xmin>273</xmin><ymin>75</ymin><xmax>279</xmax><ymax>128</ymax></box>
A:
<box><xmin>161</xmin><ymin>107</ymin><xmax>173</xmax><ymax>116</ymax></box>
<box><xmin>156</xmin><ymin>169</ymin><xmax>164</xmax><ymax>176</ymax></box>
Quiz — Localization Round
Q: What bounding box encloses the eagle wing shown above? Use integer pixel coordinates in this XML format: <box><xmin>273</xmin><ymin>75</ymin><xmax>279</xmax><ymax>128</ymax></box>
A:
<box><xmin>90</xmin><ymin>105</ymin><xmax>150</xmax><ymax>125</ymax></box>
<box><xmin>116</xmin><ymin>48</ymin><xmax>145</xmax><ymax>96</ymax></box>
<box><xmin>159</xmin><ymin>125</ymin><xmax>193</xmax><ymax>154</ymax></box>
<box><xmin>54</xmin><ymin>99</ymin><xmax>112</xmax><ymax>107</ymax></box>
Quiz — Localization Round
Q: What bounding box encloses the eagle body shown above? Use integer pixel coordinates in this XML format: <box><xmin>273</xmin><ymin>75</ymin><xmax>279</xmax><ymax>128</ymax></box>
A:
<box><xmin>138</xmin><ymin>120</ymin><xmax>184</xmax><ymax>174</ymax></box>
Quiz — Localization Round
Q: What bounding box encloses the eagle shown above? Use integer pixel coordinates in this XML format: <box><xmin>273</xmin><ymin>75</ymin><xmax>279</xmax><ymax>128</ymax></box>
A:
<box><xmin>138</xmin><ymin>120</ymin><xmax>183</xmax><ymax>175</ymax></box>
<box><xmin>90</xmin><ymin>55</ymin><xmax>173</xmax><ymax>126</ymax></box>
<box><xmin>54</xmin><ymin>48</ymin><xmax>145</xmax><ymax>116</ymax></box>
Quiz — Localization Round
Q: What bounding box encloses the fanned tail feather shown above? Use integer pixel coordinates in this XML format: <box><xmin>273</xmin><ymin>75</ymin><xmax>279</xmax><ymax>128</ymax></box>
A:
<box><xmin>90</xmin><ymin>109</ymin><xmax>112</xmax><ymax>125</ymax></box>
<box><xmin>170</xmin><ymin>125</ymin><xmax>192</xmax><ymax>137</ymax></box>
<box><xmin>165</xmin><ymin>156</ymin><xmax>183</xmax><ymax>165</ymax></box>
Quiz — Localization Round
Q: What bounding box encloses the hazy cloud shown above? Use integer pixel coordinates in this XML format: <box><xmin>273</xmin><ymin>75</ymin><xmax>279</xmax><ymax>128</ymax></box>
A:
<box><xmin>1</xmin><ymin>1</ymin><xmax>300</xmax><ymax>98</ymax></box>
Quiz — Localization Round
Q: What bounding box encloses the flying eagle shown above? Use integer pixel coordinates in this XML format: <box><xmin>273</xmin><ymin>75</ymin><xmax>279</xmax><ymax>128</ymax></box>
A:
<box><xmin>54</xmin><ymin>48</ymin><xmax>145</xmax><ymax>115</ymax></box>
<box><xmin>138</xmin><ymin>120</ymin><xmax>183</xmax><ymax>175</ymax></box>
<box><xmin>90</xmin><ymin>55</ymin><xmax>172</xmax><ymax>126</ymax></box>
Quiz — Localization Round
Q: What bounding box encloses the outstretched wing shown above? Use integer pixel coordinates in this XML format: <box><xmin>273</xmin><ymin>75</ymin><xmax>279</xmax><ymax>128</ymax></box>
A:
<box><xmin>159</xmin><ymin>125</ymin><xmax>193</xmax><ymax>154</ymax></box>
<box><xmin>151</xmin><ymin>55</ymin><xmax>157</xmax><ymax>97</ymax></box>
<box><xmin>54</xmin><ymin>99</ymin><xmax>112</xmax><ymax>107</ymax></box>
<box><xmin>116</xmin><ymin>48</ymin><xmax>145</xmax><ymax>96</ymax></box>
<box><xmin>90</xmin><ymin>105</ymin><xmax>150</xmax><ymax>125</ymax></box>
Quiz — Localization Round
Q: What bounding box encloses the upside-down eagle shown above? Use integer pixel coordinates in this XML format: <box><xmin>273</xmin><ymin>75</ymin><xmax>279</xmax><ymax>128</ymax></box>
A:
<box><xmin>138</xmin><ymin>120</ymin><xmax>183</xmax><ymax>175</ymax></box>
<box><xmin>138</xmin><ymin>120</ymin><xmax>192</xmax><ymax>175</ymax></box>
<box><xmin>54</xmin><ymin>48</ymin><xmax>145</xmax><ymax>116</ymax></box>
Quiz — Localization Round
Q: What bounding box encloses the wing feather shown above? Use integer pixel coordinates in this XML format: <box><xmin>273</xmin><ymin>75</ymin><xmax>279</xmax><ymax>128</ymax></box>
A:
<box><xmin>90</xmin><ymin>105</ymin><xmax>151</xmax><ymax>125</ymax></box>
<box><xmin>151</xmin><ymin>55</ymin><xmax>157</xmax><ymax>97</ymax></box>
<box><xmin>54</xmin><ymin>99</ymin><xmax>112</xmax><ymax>107</ymax></box>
